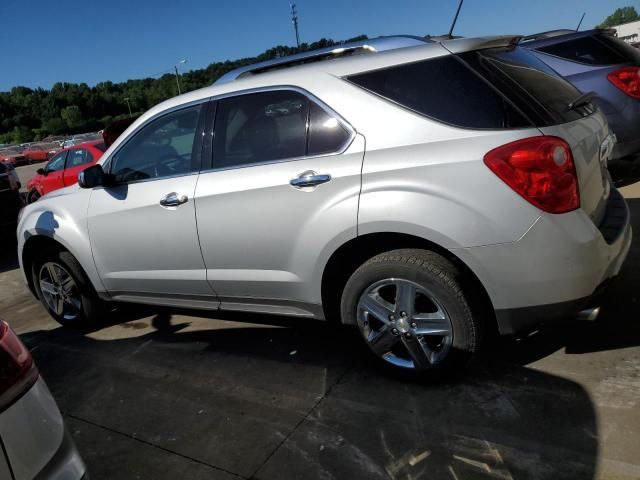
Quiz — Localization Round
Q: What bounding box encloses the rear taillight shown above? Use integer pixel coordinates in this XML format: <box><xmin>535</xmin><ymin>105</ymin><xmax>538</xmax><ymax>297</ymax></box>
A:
<box><xmin>484</xmin><ymin>136</ymin><xmax>580</xmax><ymax>214</ymax></box>
<box><xmin>607</xmin><ymin>66</ymin><xmax>640</xmax><ymax>99</ymax></box>
<box><xmin>0</xmin><ymin>321</ymin><xmax>38</xmax><ymax>411</ymax></box>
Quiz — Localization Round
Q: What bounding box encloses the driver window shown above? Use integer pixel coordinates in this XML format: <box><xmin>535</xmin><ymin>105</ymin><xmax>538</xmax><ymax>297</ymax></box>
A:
<box><xmin>46</xmin><ymin>152</ymin><xmax>67</xmax><ymax>172</ymax></box>
<box><xmin>111</xmin><ymin>106</ymin><xmax>200</xmax><ymax>183</ymax></box>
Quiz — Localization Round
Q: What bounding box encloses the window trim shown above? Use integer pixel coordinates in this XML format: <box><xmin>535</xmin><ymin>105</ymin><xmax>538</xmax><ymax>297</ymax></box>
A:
<box><xmin>101</xmin><ymin>99</ymin><xmax>209</xmax><ymax>186</ymax></box>
<box><xmin>201</xmin><ymin>85</ymin><xmax>356</xmax><ymax>173</ymax></box>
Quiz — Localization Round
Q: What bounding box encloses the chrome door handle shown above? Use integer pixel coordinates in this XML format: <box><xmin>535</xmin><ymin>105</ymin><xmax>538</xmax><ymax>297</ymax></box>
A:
<box><xmin>290</xmin><ymin>171</ymin><xmax>332</xmax><ymax>188</ymax></box>
<box><xmin>160</xmin><ymin>192</ymin><xmax>188</xmax><ymax>207</ymax></box>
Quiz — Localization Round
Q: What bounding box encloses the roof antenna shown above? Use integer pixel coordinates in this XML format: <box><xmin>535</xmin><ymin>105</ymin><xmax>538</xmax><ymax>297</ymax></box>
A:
<box><xmin>576</xmin><ymin>12</ymin><xmax>585</xmax><ymax>31</ymax></box>
<box><xmin>448</xmin><ymin>0</ymin><xmax>464</xmax><ymax>38</ymax></box>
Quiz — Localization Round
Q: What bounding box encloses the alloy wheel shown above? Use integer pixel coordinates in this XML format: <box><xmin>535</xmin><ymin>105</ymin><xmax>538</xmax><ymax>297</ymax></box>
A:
<box><xmin>38</xmin><ymin>262</ymin><xmax>82</xmax><ymax>321</ymax></box>
<box><xmin>356</xmin><ymin>278</ymin><xmax>453</xmax><ymax>370</ymax></box>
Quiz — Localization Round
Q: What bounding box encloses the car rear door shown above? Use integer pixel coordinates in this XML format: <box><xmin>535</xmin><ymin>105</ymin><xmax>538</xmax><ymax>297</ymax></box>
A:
<box><xmin>87</xmin><ymin>103</ymin><xmax>216</xmax><ymax>303</ymax></box>
<box><xmin>194</xmin><ymin>89</ymin><xmax>363</xmax><ymax>313</ymax></box>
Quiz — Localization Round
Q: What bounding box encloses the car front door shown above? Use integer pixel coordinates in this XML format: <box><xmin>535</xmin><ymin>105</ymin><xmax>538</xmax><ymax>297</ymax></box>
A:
<box><xmin>87</xmin><ymin>103</ymin><xmax>217</xmax><ymax>304</ymax></box>
<box><xmin>194</xmin><ymin>89</ymin><xmax>363</xmax><ymax>314</ymax></box>
<box><xmin>41</xmin><ymin>151</ymin><xmax>67</xmax><ymax>194</ymax></box>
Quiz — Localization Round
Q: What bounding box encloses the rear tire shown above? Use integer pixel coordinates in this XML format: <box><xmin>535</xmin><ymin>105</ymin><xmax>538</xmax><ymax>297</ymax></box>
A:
<box><xmin>32</xmin><ymin>247</ymin><xmax>107</xmax><ymax>326</ymax></box>
<box><xmin>341</xmin><ymin>249</ymin><xmax>483</xmax><ymax>379</ymax></box>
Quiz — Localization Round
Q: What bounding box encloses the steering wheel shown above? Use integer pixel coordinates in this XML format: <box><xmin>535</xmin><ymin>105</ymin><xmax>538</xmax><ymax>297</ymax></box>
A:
<box><xmin>153</xmin><ymin>153</ymin><xmax>186</xmax><ymax>178</ymax></box>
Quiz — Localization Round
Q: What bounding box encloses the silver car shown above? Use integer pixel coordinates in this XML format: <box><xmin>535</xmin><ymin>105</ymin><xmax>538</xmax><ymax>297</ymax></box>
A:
<box><xmin>17</xmin><ymin>35</ymin><xmax>631</xmax><ymax>378</ymax></box>
<box><xmin>0</xmin><ymin>320</ymin><xmax>86</xmax><ymax>479</ymax></box>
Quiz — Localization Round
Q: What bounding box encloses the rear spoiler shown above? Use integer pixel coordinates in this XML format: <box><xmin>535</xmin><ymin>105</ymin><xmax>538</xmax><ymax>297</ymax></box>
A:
<box><xmin>520</xmin><ymin>28</ymin><xmax>617</xmax><ymax>43</ymax></box>
<box><xmin>440</xmin><ymin>35</ymin><xmax>523</xmax><ymax>54</ymax></box>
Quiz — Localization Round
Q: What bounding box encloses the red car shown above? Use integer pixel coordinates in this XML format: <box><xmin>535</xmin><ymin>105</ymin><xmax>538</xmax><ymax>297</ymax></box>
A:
<box><xmin>26</xmin><ymin>140</ymin><xmax>106</xmax><ymax>203</ymax></box>
<box><xmin>23</xmin><ymin>142</ymin><xmax>61</xmax><ymax>163</ymax></box>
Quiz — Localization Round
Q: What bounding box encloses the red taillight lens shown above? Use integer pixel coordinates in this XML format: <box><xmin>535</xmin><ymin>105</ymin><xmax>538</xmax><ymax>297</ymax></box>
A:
<box><xmin>0</xmin><ymin>321</ymin><xmax>38</xmax><ymax>411</ymax></box>
<box><xmin>607</xmin><ymin>66</ymin><xmax>640</xmax><ymax>99</ymax></box>
<box><xmin>484</xmin><ymin>136</ymin><xmax>580</xmax><ymax>214</ymax></box>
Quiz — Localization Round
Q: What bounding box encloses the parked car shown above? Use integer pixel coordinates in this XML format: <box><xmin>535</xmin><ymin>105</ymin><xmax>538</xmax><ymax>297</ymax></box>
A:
<box><xmin>16</xmin><ymin>35</ymin><xmax>630</xmax><ymax>379</ymax></box>
<box><xmin>26</xmin><ymin>140</ymin><xmax>106</xmax><ymax>203</ymax></box>
<box><xmin>0</xmin><ymin>147</ymin><xmax>28</xmax><ymax>167</ymax></box>
<box><xmin>0</xmin><ymin>320</ymin><xmax>87</xmax><ymax>479</ymax></box>
<box><xmin>23</xmin><ymin>142</ymin><xmax>61</xmax><ymax>164</ymax></box>
<box><xmin>521</xmin><ymin>28</ymin><xmax>640</xmax><ymax>161</ymax></box>
<box><xmin>0</xmin><ymin>162</ymin><xmax>22</xmax><ymax>243</ymax></box>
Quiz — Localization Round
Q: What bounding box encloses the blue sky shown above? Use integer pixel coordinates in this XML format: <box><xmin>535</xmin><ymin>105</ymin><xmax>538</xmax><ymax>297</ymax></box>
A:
<box><xmin>1</xmin><ymin>0</ymin><xmax>637</xmax><ymax>91</ymax></box>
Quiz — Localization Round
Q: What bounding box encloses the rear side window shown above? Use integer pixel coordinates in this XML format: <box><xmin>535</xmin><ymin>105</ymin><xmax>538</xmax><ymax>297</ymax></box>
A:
<box><xmin>213</xmin><ymin>90</ymin><xmax>352</xmax><ymax>169</ymax></box>
<box><xmin>536</xmin><ymin>35</ymin><xmax>628</xmax><ymax>66</ymax></box>
<box><xmin>460</xmin><ymin>47</ymin><xmax>589</xmax><ymax>126</ymax></box>
<box><xmin>347</xmin><ymin>55</ymin><xmax>531</xmax><ymax>129</ymax></box>
<box><xmin>307</xmin><ymin>102</ymin><xmax>352</xmax><ymax>156</ymax></box>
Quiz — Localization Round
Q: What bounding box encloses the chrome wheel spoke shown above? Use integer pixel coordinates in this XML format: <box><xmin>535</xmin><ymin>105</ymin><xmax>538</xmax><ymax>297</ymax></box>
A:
<box><xmin>47</xmin><ymin>263</ymin><xmax>61</xmax><ymax>284</ymax></box>
<box><xmin>60</xmin><ymin>275</ymin><xmax>75</xmax><ymax>294</ymax></box>
<box><xmin>360</xmin><ymin>294</ymin><xmax>394</xmax><ymax>324</ymax></box>
<box><xmin>367</xmin><ymin>326</ymin><xmax>400</xmax><ymax>356</ymax></box>
<box><xmin>39</xmin><ymin>280</ymin><xmax>57</xmax><ymax>296</ymax></box>
<box><xmin>412</xmin><ymin>311</ymin><xmax>451</xmax><ymax>336</ymax></box>
<box><xmin>401</xmin><ymin>335</ymin><xmax>433</xmax><ymax>369</ymax></box>
<box><xmin>395</xmin><ymin>281</ymin><xmax>415</xmax><ymax>317</ymax></box>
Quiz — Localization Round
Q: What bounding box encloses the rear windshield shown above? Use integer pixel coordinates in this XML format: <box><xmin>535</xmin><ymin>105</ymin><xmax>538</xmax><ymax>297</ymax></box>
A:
<box><xmin>459</xmin><ymin>46</ymin><xmax>590</xmax><ymax>126</ymax></box>
<box><xmin>535</xmin><ymin>33</ymin><xmax>640</xmax><ymax>66</ymax></box>
<box><xmin>346</xmin><ymin>55</ymin><xmax>532</xmax><ymax>129</ymax></box>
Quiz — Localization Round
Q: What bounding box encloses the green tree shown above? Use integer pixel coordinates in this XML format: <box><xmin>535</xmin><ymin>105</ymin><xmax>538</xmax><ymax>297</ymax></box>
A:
<box><xmin>61</xmin><ymin>105</ymin><xmax>83</xmax><ymax>130</ymax></box>
<box><xmin>598</xmin><ymin>6</ymin><xmax>639</xmax><ymax>28</ymax></box>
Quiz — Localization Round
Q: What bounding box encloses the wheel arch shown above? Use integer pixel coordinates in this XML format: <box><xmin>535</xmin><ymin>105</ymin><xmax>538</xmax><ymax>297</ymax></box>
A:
<box><xmin>321</xmin><ymin>232</ymin><xmax>495</xmax><ymax>328</ymax></box>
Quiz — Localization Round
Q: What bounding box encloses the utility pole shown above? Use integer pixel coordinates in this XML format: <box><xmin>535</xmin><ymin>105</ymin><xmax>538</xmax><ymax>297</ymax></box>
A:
<box><xmin>576</xmin><ymin>12</ymin><xmax>586</xmax><ymax>31</ymax></box>
<box><xmin>174</xmin><ymin>59</ymin><xmax>187</xmax><ymax>95</ymax></box>
<box><xmin>124</xmin><ymin>97</ymin><xmax>132</xmax><ymax>116</ymax></box>
<box><xmin>290</xmin><ymin>3</ymin><xmax>300</xmax><ymax>49</ymax></box>
<box><xmin>448</xmin><ymin>0</ymin><xmax>464</xmax><ymax>38</ymax></box>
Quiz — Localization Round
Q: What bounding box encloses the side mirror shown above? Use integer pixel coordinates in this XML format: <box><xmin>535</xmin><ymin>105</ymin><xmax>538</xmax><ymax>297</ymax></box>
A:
<box><xmin>36</xmin><ymin>168</ymin><xmax>46</xmax><ymax>175</ymax></box>
<box><xmin>79</xmin><ymin>164</ymin><xmax>109</xmax><ymax>188</ymax></box>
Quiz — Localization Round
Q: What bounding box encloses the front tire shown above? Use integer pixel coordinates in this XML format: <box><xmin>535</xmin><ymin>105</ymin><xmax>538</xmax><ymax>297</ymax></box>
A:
<box><xmin>32</xmin><ymin>248</ymin><xmax>106</xmax><ymax>326</ymax></box>
<box><xmin>341</xmin><ymin>249</ymin><xmax>482</xmax><ymax>378</ymax></box>
<box><xmin>27</xmin><ymin>189</ymin><xmax>41</xmax><ymax>204</ymax></box>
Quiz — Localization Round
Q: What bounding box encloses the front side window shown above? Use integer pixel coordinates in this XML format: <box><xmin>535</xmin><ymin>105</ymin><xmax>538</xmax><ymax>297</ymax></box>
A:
<box><xmin>111</xmin><ymin>106</ymin><xmax>200</xmax><ymax>183</ymax></box>
<box><xmin>46</xmin><ymin>152</ymin><xmax>66</xmax><ymax>172</ymax></box>
<box><xmin>66</xmin><ymin>148</ymin><xmax>93</xmax><ymax>168</ymax></box>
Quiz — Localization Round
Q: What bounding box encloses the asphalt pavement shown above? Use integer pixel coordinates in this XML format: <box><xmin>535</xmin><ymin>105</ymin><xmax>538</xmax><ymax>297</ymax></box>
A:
<box><xmin>0</xmin><ymin>164</ymin><xmax>639</xmax><ymax>479</ymax></box>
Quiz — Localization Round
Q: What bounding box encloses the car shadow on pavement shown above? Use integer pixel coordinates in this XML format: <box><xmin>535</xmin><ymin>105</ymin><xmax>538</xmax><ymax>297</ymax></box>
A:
<box><xmin>20</xmin><ymin>312</ymin><xmax>600</xmax><ymax>480</ymax></box>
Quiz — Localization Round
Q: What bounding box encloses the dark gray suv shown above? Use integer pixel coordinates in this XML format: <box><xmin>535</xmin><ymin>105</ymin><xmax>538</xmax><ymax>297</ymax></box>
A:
<box><xmin>522</xmin><ymin>29</ymin><xmax>640</xmax><ymax>161</ymax></box>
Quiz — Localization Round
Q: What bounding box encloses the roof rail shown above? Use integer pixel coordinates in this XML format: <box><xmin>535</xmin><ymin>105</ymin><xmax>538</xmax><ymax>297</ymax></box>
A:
<box><xmin>214</xmin><ymin>35</ymin><xmax>430</xmax><ymax>84</ymax></box>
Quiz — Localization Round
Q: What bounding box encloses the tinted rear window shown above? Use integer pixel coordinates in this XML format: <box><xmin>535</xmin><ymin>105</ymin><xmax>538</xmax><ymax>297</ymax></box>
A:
<box><xmin>536</xmin><ymin>35</ymin><xmax>629</xmax><ymax>65</ymax></box>
<box><xmin>460</xmin><ymin>47</ymin><xmax>590</xmax><ymax>126</ymax></box>
<box><xmin>347</xmin><ymin>55</ymin><xmax>531</xmax><ymax>129</ymax></box>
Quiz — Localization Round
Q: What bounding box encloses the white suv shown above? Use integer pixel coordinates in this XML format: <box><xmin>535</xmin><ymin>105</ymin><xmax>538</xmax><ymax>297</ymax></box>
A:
<box><xmin>17</xmin><ymin>36</ymin><xmax>631</xmax><ymax>378</ymax></box>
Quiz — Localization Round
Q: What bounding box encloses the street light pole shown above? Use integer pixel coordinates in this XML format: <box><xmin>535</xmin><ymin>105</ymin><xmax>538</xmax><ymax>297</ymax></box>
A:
<box><xmin>174</xmin><ymin>59</ymin><xmax>187</xmax><ymax>95</ymax></box>
<box><xmin>290</xmin><ymin>4</ymin><xmax>300</xmax><ymax>49</ymax></box>
<box><xmin>124</xmin><ymin>97</ymin><xmax>132</xmax><ymax>116</ymax></box>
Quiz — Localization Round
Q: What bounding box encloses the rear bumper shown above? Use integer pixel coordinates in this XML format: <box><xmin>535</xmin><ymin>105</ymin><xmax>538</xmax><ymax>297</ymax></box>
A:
<box><xmin>453</xmin><ymin>187</ymin><xmax>632</xmax><ymax>335</ymax></box>
<box><xmin>0</xmin><ymin>377</ymin><xmax>86</xmax><ymax>480</ymax></box>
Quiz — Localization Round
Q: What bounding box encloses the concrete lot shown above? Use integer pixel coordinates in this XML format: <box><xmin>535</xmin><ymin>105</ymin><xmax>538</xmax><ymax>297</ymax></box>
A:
<box><xmin>1</xmin><ymin>163</ymin><xmax>640</xmax><ymax>480</ymax></box>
